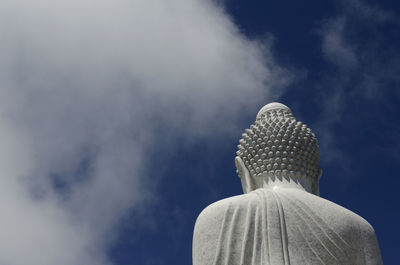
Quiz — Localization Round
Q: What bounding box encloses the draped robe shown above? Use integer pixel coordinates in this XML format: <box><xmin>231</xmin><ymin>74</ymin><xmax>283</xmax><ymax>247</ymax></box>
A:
<box><xmin>193</xmin><ymin>188</ymin><xmax>382</xmax><ymax>265</ymax></box>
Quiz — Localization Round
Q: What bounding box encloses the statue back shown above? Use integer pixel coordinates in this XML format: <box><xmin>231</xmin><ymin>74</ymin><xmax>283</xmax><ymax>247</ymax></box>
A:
<box><xmin>193</xmin><ymin>188</ymin><xmax>382</xmax><ymax>265</ymax></box>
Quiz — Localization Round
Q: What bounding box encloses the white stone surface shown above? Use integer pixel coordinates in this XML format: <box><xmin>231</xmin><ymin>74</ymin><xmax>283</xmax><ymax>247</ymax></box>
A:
<box><xmin>193</xmin><ymin>102</ymin><xmax>383</xmax><ymax>265</ymax></box>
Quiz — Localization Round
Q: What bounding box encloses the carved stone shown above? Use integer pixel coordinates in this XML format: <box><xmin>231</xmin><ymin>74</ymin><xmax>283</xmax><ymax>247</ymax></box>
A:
<box><xmin>193</xmin><ymin>102</ymin><xmax>383</xmax><ymax>265</ymax></box>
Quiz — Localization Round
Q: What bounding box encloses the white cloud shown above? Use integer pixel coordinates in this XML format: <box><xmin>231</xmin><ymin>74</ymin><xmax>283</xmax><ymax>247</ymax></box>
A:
<box><xmin>0</xmin><ymin>0</ymin><xmax>290</xmax><ymax>264</ymax></box>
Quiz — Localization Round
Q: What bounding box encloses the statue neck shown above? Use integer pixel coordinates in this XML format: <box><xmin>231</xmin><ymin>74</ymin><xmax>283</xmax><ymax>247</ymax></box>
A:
<box><xmin>258</xmin><ymin>176</ymin><xmax>313</xmax><ymax>194</ymax></box>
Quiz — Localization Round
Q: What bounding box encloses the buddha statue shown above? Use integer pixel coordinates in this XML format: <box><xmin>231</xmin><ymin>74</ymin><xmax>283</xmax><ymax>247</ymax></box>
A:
<box><xmin>193</xmin><ymin>102</ymin><xmax>383</xmax><ymax>265</ymax></box>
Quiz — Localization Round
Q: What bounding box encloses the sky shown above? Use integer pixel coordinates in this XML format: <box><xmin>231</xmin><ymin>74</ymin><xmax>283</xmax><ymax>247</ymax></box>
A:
<box><xmin>0</xmin><ymin>0</ymin><xmax>398</xmax><ymax>264</ymax></box>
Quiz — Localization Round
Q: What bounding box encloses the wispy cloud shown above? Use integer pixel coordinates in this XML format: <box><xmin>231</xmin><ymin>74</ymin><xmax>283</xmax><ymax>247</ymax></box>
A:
<box><xmin>318</xmin><ymin>0</ymin><xmax>400</xmax><ymax>100</ymax></box>
<box><xmin>320</xmin><ymin>17</ymin><xmax>357</xmax><ymax>69</ymax></box>
<box><xmin>315</xmin><ymin>0</ymin><xmax>400</xmax><ymax>172</ymax></box>
<box><xmin>0</xmin><ymin>0</ymin><xmax>291</xmax><ymax>264</ymax></box>
<box><xmin>343</xmin><ymin>0</ymin><xmax>399</xmax><ymax>23</ymax></box>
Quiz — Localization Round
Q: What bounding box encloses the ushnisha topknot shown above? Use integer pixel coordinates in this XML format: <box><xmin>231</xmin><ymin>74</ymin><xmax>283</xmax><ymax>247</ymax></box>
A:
<box><xmin>236</xmin><ymin>102</ymin><xmax>321</xmax><ymax>183</ymax></box>
<box><xmin>256</xmin><ymin>102</ymin><xmax>291</xmax><ymax>119</ymax></box>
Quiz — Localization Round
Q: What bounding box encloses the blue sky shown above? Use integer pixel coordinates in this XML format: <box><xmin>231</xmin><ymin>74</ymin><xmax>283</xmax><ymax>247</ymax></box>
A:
<box><xmin>0</xmin><ymin>0</ymin><xmax>398</xmax><ymax>264</ymax></box>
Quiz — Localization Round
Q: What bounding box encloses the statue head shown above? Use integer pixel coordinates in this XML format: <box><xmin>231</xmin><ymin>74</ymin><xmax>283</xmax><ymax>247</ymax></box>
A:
<box><xmin>235</xmin><ymin>102</ymin><xmax>322</xmax><ymax>195</ymax></box>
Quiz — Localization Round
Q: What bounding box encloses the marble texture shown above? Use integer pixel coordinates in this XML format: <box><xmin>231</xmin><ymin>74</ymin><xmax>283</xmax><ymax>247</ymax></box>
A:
<box><xmin>193</xmin><ymin>102</ymin><xmax>383</xmax><ymax>265</ymax></box>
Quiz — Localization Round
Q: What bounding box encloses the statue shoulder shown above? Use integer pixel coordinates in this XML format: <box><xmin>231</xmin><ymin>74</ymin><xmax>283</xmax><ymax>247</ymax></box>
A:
<box><xmin>277</xmin><ymin>189</ymin><xmax>378</xmax><ymax>240</ymax></box>
<box><xmin>195</xmin><ymin>192</ymin><xmax>258</xmax><ymax>230</ymax></box>
<box><xmin>193</xmin><ymin>193</ymin><xmax>258</xmax><ymax>265</ymax></box>
<box><xmin>275</xmin><ymin>189</ymin><xmax>383</xmax><ymax>264</ymax></box>
<box><xmin>282</xmin><ymin>189</ymin><xmax>371</xmax><ymax>223</ymax></box>
<box><xmin>356</xmin><ymin>216</ymin><xmax>383</xmax><ymax>265</ymax></box>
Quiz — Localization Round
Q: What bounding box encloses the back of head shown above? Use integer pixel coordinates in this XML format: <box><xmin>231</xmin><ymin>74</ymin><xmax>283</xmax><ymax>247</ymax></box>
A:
<box><xmin>236</xmin><ymin>102</ymin><xmax>321</xmax><ymax>194</ymax></box>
